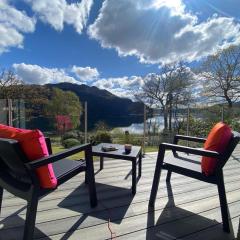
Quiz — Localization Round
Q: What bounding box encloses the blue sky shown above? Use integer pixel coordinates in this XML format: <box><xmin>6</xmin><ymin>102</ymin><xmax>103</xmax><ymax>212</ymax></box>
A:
<box><xmin>1</xmin><ymin>0</ymin><xmax>240</xmax><ymax>98</ymax></box>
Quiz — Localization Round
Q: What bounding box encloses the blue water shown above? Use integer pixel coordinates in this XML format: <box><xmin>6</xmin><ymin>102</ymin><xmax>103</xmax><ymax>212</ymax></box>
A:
<box><xmin>113</xmin><ymin>116</ymin><xmax>165</xmax><ymax>134</ymax></box>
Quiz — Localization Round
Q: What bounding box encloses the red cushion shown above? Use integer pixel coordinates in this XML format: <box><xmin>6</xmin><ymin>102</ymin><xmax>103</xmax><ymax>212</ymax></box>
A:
<box><xmin>201</xmin><ymin>122</ymin><xmax>232</xmax><ymax>176</ymax></box>
<box><xmin>0</xmin><ymin>124</ymin><xmax>27</xmax><ymax>136</ymax></box>
<box><xmin>0</xmin><ymin>124</ymin><xmax>57</xmax><ymax>188</ymax></box>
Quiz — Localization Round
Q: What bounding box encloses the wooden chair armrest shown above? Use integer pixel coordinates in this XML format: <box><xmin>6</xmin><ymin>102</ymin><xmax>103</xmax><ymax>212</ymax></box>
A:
<box><xmin>160</xmin><ymin>143</ymin><xmax>220</xmax><ymax>158</ymax></box>
<box><xmin>173</xmin><ymin>135</ymin><xmax>206</xmax><ymax>145</ymax></box>
<box><xmin>27</xmin><ymin>143</ymin><xmax>91</xmax><ymax>169</ymax></box>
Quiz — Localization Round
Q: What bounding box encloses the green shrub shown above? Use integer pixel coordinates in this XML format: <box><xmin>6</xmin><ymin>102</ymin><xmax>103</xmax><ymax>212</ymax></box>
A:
<box><xmin>62</xmin><ymin>131</ymin><xmax>78</xmax><ymax>141</ymax></box>
<box><xmin>62</xmin><ymin>138</ymin><xmax>80</xmax><ymax>148</ymax></box>
<box><xmin>61</xmin><ymin>131</ymin><xmax>85</xmax><ymax>144</ymax></box>
<box><xmin>225</xmin><ymin>119</ymin><xmax>240</xmax><ymax>132</ymax></box>
<box><xmin>94</xmin><ymin>121</ymin><xmax>110</xmax><ymax>131</ymax></box>
<box><xmin>92</xmin><ymin>131</ymin><xmax>112</xmax><ymax>144</ymax></box>
<box><xmin>178</xmin><ymin>116</ymin><xmax>214</xmax><ymax>138</ymax></box>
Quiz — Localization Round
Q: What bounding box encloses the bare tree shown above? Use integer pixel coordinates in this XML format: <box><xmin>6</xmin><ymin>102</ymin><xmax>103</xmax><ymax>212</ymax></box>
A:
<box><xmin>136</xmin><ymin>62</ymin><xmax>192</xmax><ymax>130</ymax></box>
<box><xmin>200</xmin><ymin>45</ymin><xmax>240</xmax><ymax>108</ymax></box>
<box><xmin>0</xmin><ymin>69</ymin><xmax>24</xmax><ymax>99</ymax></box>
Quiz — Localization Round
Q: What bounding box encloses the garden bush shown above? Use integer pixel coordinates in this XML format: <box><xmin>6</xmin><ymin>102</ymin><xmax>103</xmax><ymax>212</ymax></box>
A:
<box><xmin>92</xmin><ymin>131</ymin><xmax>112</xmax><ymax>144</ymax></box>
<box><xmin>61</xmin><ymin>131</ymin><xmax>85</xmax><ymax>144</ymax></box>
<box><xmin>62</xmin><ymin>131</ymin><xmax>78</xmax><ymax>141</ymax></box>
<box><xmin>178</xmin><ymin>116</ymin><xmax>214</xmax><ymax>138</ymax></box>
<box><xmin>62</xmin><ymin>138</ymin><xmax>80</xmax><ymax>148</ymax></box>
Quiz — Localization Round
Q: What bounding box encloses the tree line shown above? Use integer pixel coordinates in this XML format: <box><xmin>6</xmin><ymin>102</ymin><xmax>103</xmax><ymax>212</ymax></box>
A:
<box><xmin>1</xmin><ymin>44</ymin><xmax>240</xmax><ymax>133</ymax></box>
<box><xmin>0</xmin><ymin>71</ymin><xmax>82</xmax><ymax>130</ymax></box>
<box><xmin>136</xmin><ymin>44</ymin><xmax>240</xmax><ymax>131</ymax></box>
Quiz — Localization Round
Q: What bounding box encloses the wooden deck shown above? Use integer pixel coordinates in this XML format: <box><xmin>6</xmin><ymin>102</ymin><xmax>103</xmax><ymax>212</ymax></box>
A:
<box><xmin>1</xmin><ymin>146</ymin><xmax>240</xmax><ymax>240</ymax></box>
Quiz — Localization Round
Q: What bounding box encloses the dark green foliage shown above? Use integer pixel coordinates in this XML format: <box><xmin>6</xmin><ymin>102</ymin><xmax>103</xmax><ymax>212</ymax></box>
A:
<box><xmin>94</xmin><ymin>121</ymin><xmax>110</xmax><ymax>131</ymax></box>
<box><xmin>61</xmin><ymin>131</ymin><xmax>79</xmax><ymax>141</ymax></box>
<box><xmin>62</xmin><ymin>138</ymin><xmax>80</xmax><ymax>148</ymax></box>
<box><xmin>225</xmin><ymin>119</ymin><xmax>240</xmax><ymax>132</ymax></box>
<box><xmin>178</xmin><ymin>116</ymin><xmax>214</xmax><ymax>138</ymax></box>
<box><xmin>0</xmin><ymin>70</ymin><xmax>24</xmax><ymax>99</ymax></box>
<box><xmin>61</xmin><ymin>131</ymin><xmax>85</xmax><ymax>144</ymax></box>
<box><xmin>2</xmin><ymin>81</ymin><xmax>144</xmax><ymax>131</ymax></box>
<box><xmin>49</xmin><ymin>82</ymin><xmax>144</xmax><ymax>130</ymax></box>
<box><xmin>124</xmin><ymin>131</ymin><xmax>130</xmax><ymax>144</ymax></box>
<box><xmin>92</xmin><ymin>131</ymin><xmax>112</xmax><ymax>144</ymax></box>
<box><xmin>123</xmin><ymin>131</ymin><xmax>142</xmax><ymax>145</ymax></box>
<box><xmin>111</xmin><ymin>130</ymin><xmax>143</xmax><ymax>145</ymax></box>
<box><xmin>128</xmin><ymin>137</ymin><xmax>142</xmax><ymax>146</ymax></box>
<box><xmin>178</xmin><ymin>113</ymin><xmax>240</xmax><ymax>140</ymax></box>
<box><xmin>46</xmin><ymin>88</ymin><xmax>82</xmax><ymax>130</ymax></box>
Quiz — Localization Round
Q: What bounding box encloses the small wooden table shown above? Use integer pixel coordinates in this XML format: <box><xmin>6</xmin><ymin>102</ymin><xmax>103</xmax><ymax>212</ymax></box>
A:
<box><xmin>92</xmin><ymin>143</ymin><xmax>142</xmax><ymax>194</ymax></box>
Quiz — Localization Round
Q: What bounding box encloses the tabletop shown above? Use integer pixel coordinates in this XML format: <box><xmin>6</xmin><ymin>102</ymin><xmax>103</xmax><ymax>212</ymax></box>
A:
<box><xmin>92</xmin><ymin>143</ymin><xmax>142</xmax><ymax>160</ymax></box>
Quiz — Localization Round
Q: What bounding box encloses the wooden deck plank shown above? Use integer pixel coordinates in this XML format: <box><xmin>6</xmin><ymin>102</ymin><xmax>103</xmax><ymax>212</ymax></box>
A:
<box><xmin>0</xmin><ymin>146</ymin><xmax>239</xmax><ymax>239</ymax></box>
<box><xmin>1</xmin><ymin>176</ymin><xmax>240</xmax><ymax>230</ymax></box>
<box><xmin>2</xmin><ymin>186</ymin><xmax>240</xmax><ymax>239</ymax></box>
<box><xmin>2</xmin><ymin>156</ymin><xmax>239</xmax><ymax>201</ymax></box>
<box><xmin>1</xmin><ymin>170</ymin><xmax>240</xmax><ymax>219</ymax></box>
<box><xmin>1</xmin><ymin>152</ymin><xmax>239</xmax><ymax>200</ymax></box>
<box><xmin>1</xmin><ymin>183</ymin><xmax>239</xmax><ymax>239</ymax></box>
<box><xmin>36</xmin><ymin>197</ymin><xmax>240</xmax><ymax>240</ymax></box>
<box><xmin>1</xmin><ymin>171</ymin><xmax>240</xmax><ymax>214</ymax></box>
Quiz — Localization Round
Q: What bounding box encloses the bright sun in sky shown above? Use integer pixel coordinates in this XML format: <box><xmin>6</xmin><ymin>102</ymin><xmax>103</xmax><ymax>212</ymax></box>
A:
<box><xmin>153</xmin><ymin>0</ymin><xmax>183</xmax><ymax>10</ymax></box>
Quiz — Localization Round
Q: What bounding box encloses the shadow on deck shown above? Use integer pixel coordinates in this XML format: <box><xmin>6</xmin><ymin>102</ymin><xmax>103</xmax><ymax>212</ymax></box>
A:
<box><xmin>0</xmin><ymin>146</ymin><xmax>240</xmax><ymax>239</ymax></box>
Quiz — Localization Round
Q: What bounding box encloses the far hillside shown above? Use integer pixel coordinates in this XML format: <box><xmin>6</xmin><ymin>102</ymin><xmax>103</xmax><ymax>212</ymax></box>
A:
<box><xmin>47</xmin><ymin>83</ymin><xmax>144</xmax><ymax>130</ymax></box>
<box><xmin>24</xmin><ymin>82</ymin><xmax>144</xmax><ymax>131</ymax></box>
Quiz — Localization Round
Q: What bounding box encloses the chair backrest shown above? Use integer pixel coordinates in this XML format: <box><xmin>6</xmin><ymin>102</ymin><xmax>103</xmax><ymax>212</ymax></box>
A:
<box><xmin>0</xmin><ymin>138</ymin><xmax>33</xmax><ymax>185</ymax></box>
<box><xmin>216</xmin><ymin>131</ymin><xmax>240</xmax><ymax>172</ymax></box>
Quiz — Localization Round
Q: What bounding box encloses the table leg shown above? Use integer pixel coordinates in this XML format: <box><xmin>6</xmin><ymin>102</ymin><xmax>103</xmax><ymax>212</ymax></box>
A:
<box><xmin>132</xmin><ymin>160</ymin><xmax>136</xmax><ymax>195</ymax></box>
<box><xmin>138</xmin><ymin>152</ymin><xmax>142</xmax><ymax>178</ymax></box>
<box><xmin>85</xmin><ymin>171</ymin><xmax>88</xmax><ymax>184</ymax></box>
<box><xmin>100</xmin><ymin>156</ymin><xmax>104</xmax><ymax>170</ymax></box>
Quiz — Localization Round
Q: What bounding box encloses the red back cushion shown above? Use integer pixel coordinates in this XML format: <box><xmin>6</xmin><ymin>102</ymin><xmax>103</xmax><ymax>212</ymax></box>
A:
<box><xmin>201</xmin><ymin>122</ymin><xmax>232</xmax><ymax>176</ymax></box>
<box><xmin>0</xmin><ymin>124</ymin><xmax>57</xmax><ymax>188</ymax></box>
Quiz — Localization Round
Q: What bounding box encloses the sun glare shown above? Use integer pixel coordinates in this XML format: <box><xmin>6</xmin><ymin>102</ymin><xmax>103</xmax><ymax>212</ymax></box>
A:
<box><xmin>153</xmin><ymin>0</ymin><xmax>183</xmax><ymax>10</ymax></box>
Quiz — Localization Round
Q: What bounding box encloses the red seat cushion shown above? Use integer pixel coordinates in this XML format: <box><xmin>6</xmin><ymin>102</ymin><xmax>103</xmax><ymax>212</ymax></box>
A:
<box><xmin>201</xmin><ymin>122</ymin><xmax>232</xmax><ymax>176</ymax></box>
<box><xmin>0</xmin><ymin>124</ymin><xmax>57</xmax><ymax>188</ymax></box>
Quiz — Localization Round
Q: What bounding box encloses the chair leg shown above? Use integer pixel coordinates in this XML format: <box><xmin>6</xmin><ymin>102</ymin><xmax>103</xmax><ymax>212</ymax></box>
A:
<box><xmin>149</xmin><ymin>150</ymin><xmax>164</xmax><ymax>208</ymax></box>
<box><xmin>23</xmin><ymin>192</ymin><xmax>39</xmax><ymax>240</ymax></box>
<box><xmin>0</xmin><ymin>187</ymin><xmax>3</xmax><ymax>215</ymax></box>
<box><xmin>87</xmin><ymin>165</ymin><xmax>97</xmax><ymax>207</ymax></box>
<box><xmin>85</xmin><ymin>171</ymin><xmax>88</xmax><ymax>184</ymax></box>
<box><xmin>166</xmin><ymin>171</ymin><xmax>172</xmax><ymax>182</ymax></box>
<box><xmin>217</xmin><ymin>175</ymin><xmax>230</xmax><ymax>233</ymax></box>
<box><xmin>85</xmin><ymin>147</ymin><xmax>98</xmax><ymax>207</ymax></box>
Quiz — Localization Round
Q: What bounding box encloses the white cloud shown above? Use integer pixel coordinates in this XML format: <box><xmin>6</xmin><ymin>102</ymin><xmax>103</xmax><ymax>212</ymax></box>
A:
<box><xmin>88</xmin><ymin>0</ymin><xmax>240</xmax><ymax>64</ymax></box>
<box><xmin>108</xmin><ymin>88</ymin><xmax>134</xmax><ymax>99</ymax></box>
<box><xmin>94</xmin><ymin>78</ymin><xmax>114</xmax><ymax>89</ymax></box>
<box><xmin>0</xmin><ymin>0</ymin><xmax>35</xmax><ymax>53</ymax></box>
<box><xmin>94</xmin><ymin>76</ymin><xmax>143</xmax><ymax>89</ymax></box>
<box><xmin>12</xmin><ymin>61</ymin><xmax>145</xmax><ymax>98</ymax></box>
<box><xmin>64</xmin><ymin>0</ymin><xmax>93</xmax><ymax>33</ymax></box>
<box><xmin>71</xmin><ymin>65</ymin><xmax>99</xmax><ymax>81</ymax></box>
<box><xmin>13</xmin><ymin>62</ymin><xmax>141</xmax><ymax>99</ymax></box>
<box><xmin>13</xmin><ymin>63</ymin><xmax>79</xmax><ymax>85</ymax></box>
<box><xmin>93</xmin><ymin>76</ymin><xmax>144</xmax><ymax>98</ymax></box>
<box><xmin>25</xmin><ymin>0</ymin><xmax>93</xmax><ymax>33</ymax></box>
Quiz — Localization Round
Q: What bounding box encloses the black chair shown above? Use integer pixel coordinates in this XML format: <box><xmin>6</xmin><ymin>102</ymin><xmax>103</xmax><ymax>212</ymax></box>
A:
<box><xmin>149</xmin><ymin>131</ymin><xmax>240</xmax><ymax>233</ymax></box>
<box><xmin>0</xmin><ymin>137</ymin><xmax>97</xmax><ymax>240</ymax></box>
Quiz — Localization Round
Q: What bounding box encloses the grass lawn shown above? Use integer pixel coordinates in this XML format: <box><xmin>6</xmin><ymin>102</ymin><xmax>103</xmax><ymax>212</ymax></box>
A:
<box><xmin>144</xmin><ymin>146</ymin><xmax>158</xmax><ymax>152</ymax></box>
<box><xmin>52</xmin><ymin>144</ymin><xmax>158</xmax><ymax>161</ymax></box>
<box><xmin>52</xmin><ymin>145</ymin><xmax>85</xmax><ymax>160</ymax></box>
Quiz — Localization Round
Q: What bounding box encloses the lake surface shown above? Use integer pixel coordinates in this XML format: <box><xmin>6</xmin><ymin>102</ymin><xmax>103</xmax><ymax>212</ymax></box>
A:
<box><xmin>113</xmin><ymin>116</ymin><xmax>165</xmax><ymax>134</ymax></box>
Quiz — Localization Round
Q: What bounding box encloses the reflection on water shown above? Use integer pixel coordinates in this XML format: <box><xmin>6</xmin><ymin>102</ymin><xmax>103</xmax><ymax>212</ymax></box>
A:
<box><xmin>113</xmin><ymin>116</ymin><xmax>165</xmax><ymax>134</ymax></box>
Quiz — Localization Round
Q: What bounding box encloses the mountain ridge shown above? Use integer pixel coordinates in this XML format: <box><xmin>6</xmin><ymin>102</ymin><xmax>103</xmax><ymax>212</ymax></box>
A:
<box><xmin>46</xmin><ymin>82</ymin><xmax>144</xmax><ymax>130</ymax></box>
